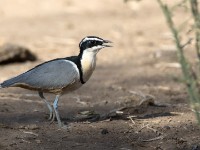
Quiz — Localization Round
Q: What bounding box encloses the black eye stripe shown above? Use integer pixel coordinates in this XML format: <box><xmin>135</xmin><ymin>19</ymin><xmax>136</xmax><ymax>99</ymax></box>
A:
<box><xmin>81</xmin><ymin>40</ymin><xmax>102</xmax><ymax>47</ymax></box>
<box><xmin>79</xmin><ymin>37</ymin><xmax>104</xmax><ymax>52</ymax></box>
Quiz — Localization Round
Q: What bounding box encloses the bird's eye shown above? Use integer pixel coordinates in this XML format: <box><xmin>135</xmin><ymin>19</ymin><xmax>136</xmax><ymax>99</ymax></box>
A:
<box><xmin>91</xmin><ymin>41</ymin><xmax>95</xmax><ymax>45</ymax></box>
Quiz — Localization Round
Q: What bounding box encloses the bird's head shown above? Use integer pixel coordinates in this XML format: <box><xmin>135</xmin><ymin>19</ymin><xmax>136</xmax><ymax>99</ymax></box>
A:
<box><xmin>79</xmin><ymin>36</ymin><xmax>112</xmax><ymax>55</ymax></box>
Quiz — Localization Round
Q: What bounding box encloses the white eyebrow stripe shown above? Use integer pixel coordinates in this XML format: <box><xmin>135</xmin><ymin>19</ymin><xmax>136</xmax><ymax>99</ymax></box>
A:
<box><xmin>79</xmin><ymin>37</ymin><xmax>103</xmax><ymax>46</ymax></box>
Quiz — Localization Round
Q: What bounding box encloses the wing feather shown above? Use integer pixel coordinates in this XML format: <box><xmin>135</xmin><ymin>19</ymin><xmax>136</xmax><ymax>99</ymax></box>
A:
<box><xmin>1</xmin><ymin>59</ymin><xmax>80</xmax><ymax>89</ymax></box>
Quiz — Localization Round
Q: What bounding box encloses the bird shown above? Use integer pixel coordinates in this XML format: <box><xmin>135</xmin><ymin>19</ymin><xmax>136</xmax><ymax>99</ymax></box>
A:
<box><xmin>0</xmin><ymin>36</ymin><xmax>112</xmax><ymax>127</ymax></box>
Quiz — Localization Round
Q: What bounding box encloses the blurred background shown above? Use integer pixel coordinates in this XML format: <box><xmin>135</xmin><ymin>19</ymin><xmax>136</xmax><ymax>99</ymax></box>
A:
<box><xmin>0</xmin><ymin>0</ymin><xmax>199</xmax><ymax>150</ymax></box>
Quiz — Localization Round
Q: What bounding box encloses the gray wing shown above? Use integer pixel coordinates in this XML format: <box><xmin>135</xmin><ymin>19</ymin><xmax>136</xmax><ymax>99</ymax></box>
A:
<box><xmin>1</xmin><ymin>59</ymin><xmax>80</xmax><ymax>89</ymax></box>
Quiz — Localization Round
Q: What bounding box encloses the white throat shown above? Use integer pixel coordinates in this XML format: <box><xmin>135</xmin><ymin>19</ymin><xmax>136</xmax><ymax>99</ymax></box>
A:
<box><xmin>80</xmin><ymin>49</ymin><xmax>98</xmax><ymax>82</ymax></box>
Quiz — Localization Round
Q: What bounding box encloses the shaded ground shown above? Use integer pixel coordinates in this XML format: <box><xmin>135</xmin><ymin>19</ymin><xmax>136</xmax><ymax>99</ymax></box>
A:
<box><xmin>0</xmin><ymin>0</ymin><xmax>200</xmax><ymax>149</ymax></box>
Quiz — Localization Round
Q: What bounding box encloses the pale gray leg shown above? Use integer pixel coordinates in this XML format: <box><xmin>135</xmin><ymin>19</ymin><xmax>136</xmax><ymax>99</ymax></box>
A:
<box><xmin>53</xmin><ymin>95</ymin><xmax>63</xmax><ymax>127</ymax></box>
<box><xmin>38</xmin><ymin>91</ymin><xmax>54</xmax><ymax>120</ymax></box>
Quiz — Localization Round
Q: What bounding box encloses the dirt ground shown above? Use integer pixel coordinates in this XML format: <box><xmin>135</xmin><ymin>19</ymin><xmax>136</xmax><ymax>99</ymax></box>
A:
<box><xmin>0</xmin><ymin>0</ymin><xmax>200</xmax><ymax>149</ymax></box>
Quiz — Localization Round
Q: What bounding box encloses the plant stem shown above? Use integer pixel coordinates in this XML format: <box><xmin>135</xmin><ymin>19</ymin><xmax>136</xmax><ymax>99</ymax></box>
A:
<box><xmin>157</xmin><ymin>0</ymin><xmax>200</xmax><ymax>123</ymax></box>
<box><xmin>190</xmin><ymin>0</ymin><xmax>200</xmax><ymax>63</ymax></box>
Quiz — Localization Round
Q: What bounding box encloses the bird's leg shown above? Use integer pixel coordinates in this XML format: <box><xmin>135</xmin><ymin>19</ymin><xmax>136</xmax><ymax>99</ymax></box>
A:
<box><xmin>50</xmin><ymin>112</ymin><xmax>56</xmax><ymax>124</ymax></box>
<box><xmin>38</xmin><ymin>91</ymin><xmax>54</xmax><ymax>120</ymax></box>
<box><xmin>53</xmin><ymin>95</ymin><xmax>63</xmax><ymax>127</ymax></box>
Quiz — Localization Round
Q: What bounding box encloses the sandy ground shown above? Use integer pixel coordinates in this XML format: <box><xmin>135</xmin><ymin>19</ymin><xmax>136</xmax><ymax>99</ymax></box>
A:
<box><xmin>0</xmin><ymin>0</ymin><xmax>200</xmax><ymax>149</ymax></box>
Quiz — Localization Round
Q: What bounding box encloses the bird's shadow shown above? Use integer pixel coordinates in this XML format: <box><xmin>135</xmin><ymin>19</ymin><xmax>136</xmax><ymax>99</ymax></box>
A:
<box><xmin>60</xmin><ymin>104</ymin><xmax>177</xmax><ymax>124</ymax></box>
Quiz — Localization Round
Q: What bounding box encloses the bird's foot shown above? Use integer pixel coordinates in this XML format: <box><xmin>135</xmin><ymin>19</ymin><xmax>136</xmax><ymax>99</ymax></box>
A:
<box><xmin>48</xmin><ymin>110</ymin><xmax>55</xmax><ymax>121</ymax></box>
<box><xmin>58</xmin><ymin>122</ymin><xmax>70</xmax><ymax>130</ymax></box>
<box><xmin>49</xmin><ymin>112</ymin><xmax>56</xmax><ymax>124</ymax></box>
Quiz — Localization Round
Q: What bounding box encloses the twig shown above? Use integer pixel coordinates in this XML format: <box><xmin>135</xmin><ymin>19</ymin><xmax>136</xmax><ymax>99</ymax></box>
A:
<box><xmin>136</xmin><ymin>124</ymin><xmax>149</xmax><ymax>133</ymax></box>
<box><xmin>146</xmin><ymin>125</ymin><xmax>158</xmax><ymax>133</ymax></box>
<box><xmin>171</xmin><ymin>0</ymin><xmax>189</xmax><ymax>12</ymax></box>
<box><xmin>141</xmin><ymin>136</ymin><xmax>164</xmax><ymax>142</ymax></box>
<box><xmin>22</xmin><ymin>131</ymin><xmax>38</xmax><ymax>136</ymax></box>
<box><xmin>181</xmin><ymin>38</ymin><xmax>193</xmax><ymax>48</ymax></box>
<box><xmin>127</xmin><ymin>116</ymin><xmax>136</xmax><ymax>125</ymax></box>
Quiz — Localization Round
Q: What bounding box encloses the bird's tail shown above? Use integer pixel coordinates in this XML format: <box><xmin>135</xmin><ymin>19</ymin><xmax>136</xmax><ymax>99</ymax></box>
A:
<box><xmin>0</xmin><ymin>74</ymin><xmax>24</xmax><ymax>88</ymax></box>
<box><xmin>0</xmin><ymin>79</ymin><xmax>16</xmax><ymax>88</ymax></box>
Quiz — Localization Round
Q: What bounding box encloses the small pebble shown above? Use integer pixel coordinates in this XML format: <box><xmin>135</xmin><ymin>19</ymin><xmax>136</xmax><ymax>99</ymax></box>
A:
<box><xmin>163</xmin><ymin>125</ymin><xmax>170</xmax><ymax>130</ymax></box>
<box><xmin>101</xmin><ymin>129</ymin><xmax>109</xmax><ymax>135</ymax></box>
<box><xmin>27</xmin><ymin>124</ymin><xmax>40</xmax><ymax>130</ymax></box>
<box><xmin>35</xmin><ymin>140</ymin><xmax>42</xmax><ymax>144</ymax></box>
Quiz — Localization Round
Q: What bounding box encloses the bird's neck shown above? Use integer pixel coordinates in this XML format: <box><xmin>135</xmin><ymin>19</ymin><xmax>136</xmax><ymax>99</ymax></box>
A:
<box><xmin>79</xmin><ymin>50</ymin><xmax>97</xmax><ymax>82</ymax></box>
